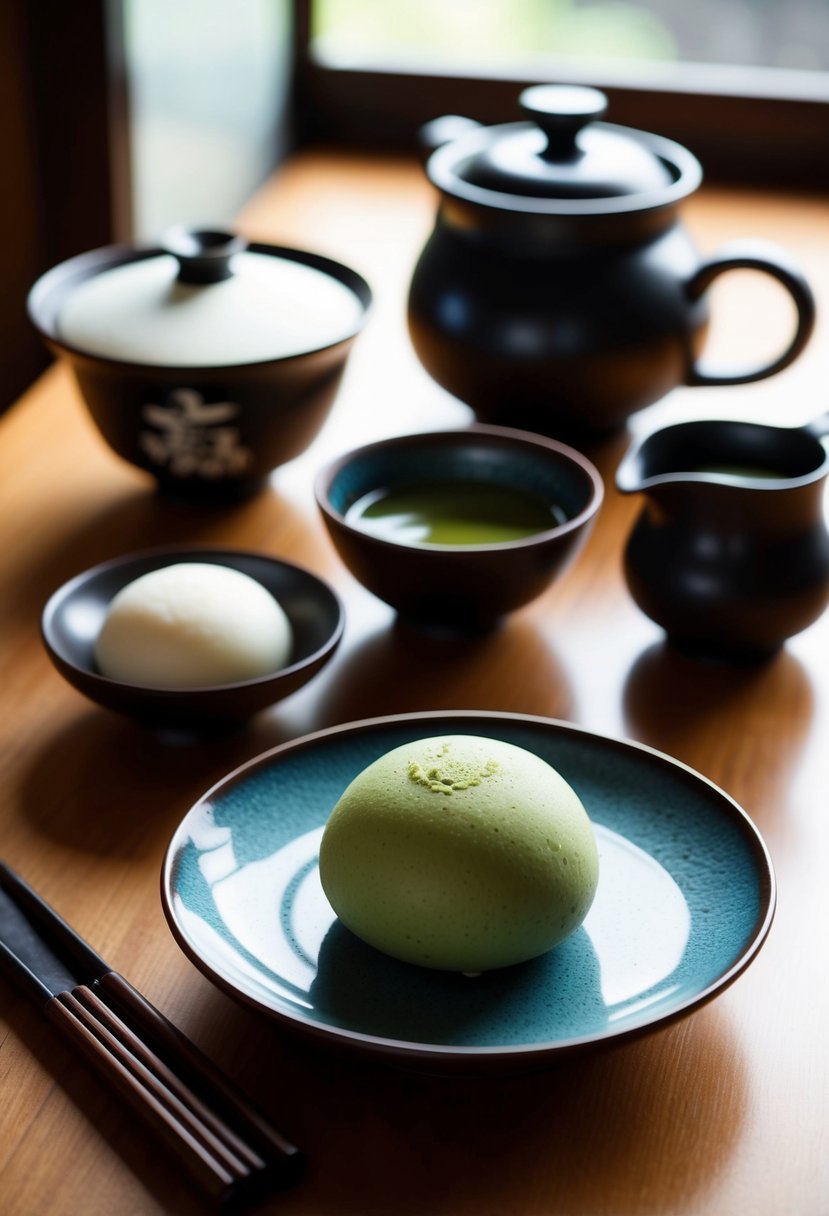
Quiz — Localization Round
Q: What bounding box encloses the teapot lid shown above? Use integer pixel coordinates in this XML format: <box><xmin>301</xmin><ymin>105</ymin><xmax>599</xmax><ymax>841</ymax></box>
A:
<box><xmin>433</xmin><ymin>85</ymin><xmax>688</xmax><ymax>206</ymax></box>
<box><xmin>56</xmin><ymin>228</ymin><xmax>368</xmax><ymax>367</ymax></box>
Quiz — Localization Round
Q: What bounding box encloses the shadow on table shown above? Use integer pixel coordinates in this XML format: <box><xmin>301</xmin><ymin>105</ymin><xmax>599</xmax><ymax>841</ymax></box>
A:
<box><xmin>16</xmin><ymin>706</ymin><xmax>307</xmax><ymax>858</ymax></box>
<box><xmin>185</xmin><ymin>979</ymin><xmax>748</xmax><ymax>1216</ymax></box>
<box><xmin>1</xmin><ymin>911</ymin><xmax>749</xmax><ymax>1216</ymax></box>
<box><xmin>621</xmin><ymin>639</ymin><xmax>814</xmax><ymax>829</ymax></box>
<box><xmin>313</xmin><ymin>614</ymin><xmax>576</xmax><ymax>727</ymax></box>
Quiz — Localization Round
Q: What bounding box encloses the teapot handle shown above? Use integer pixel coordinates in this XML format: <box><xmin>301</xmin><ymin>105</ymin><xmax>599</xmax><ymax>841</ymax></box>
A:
<box><xmin>684</xmin><ymin>241</ymin><xmax>816</xmax><ymax>386</ymax></box>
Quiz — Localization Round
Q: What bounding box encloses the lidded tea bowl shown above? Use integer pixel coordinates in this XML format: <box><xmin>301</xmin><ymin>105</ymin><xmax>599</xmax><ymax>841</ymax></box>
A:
<box><xmin>28</xmin><ymin>227</ymin><xmax>372</xmax><ymax>502</ymax></box>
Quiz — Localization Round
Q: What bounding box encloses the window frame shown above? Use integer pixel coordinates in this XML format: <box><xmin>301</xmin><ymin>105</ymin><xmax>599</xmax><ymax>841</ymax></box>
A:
<box><xmin>292</xmin><ymin>0</ymin><xmax>829</xmax><ymax>190</ymax></box>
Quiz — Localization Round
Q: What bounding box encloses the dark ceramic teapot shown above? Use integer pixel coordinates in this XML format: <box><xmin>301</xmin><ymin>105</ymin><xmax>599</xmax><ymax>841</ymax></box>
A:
<box><xmin>407</xmin><ymin>85</ymin><xmax>816</xmax><ymax>442</ymax></box>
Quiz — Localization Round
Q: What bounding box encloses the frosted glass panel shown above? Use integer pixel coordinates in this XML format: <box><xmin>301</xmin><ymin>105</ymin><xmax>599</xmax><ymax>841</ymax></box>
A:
<box><xmin>124</xmin><ymin>0</ymin><xmax>292</xmax><ymax>239</ymax></box>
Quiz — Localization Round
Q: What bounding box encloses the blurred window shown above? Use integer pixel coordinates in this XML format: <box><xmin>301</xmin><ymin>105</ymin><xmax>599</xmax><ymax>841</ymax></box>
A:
<box><xmin>312</xmin><ymin>0</ymin><xmax>829</xmax><ymax>76</ymax></box>
<box><xmin>298</xmin><ymin>0</ymin><xmax>829</xmax><ymax>187</ymax></box>
<box><xmin>124</xmin><ymin>0</ymin><xmax>292</xmax><ymax>238</ymax></box>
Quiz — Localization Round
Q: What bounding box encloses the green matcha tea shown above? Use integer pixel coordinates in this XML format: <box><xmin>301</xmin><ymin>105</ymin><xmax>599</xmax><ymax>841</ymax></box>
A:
<box><xmin>345</xmin><ymin>480</ymin><xmax>567</xmax><ymax>546</ymax></box>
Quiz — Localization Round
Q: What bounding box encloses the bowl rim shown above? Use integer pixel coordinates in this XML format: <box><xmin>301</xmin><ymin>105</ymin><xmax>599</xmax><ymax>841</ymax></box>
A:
<box><xmin>314</xmin><ymin>423</ymin><xmax>604</xmax><ymax>553</ymax></box>
<box><xmin>40</xmin><ymin>544</ymin><xmax>345</xmax><ymax>699</ymax></box>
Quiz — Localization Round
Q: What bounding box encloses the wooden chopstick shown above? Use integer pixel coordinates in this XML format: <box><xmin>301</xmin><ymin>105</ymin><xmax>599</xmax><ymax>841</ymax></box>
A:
<box><xmin>75</xmin><ymin>987</ymin><xmax>259</xmax><ymax>1172</ymax></box>
<box><xmin>73</xmin><ymin>984</ymin><xmax>266</xmax><ymax>1174</ymax></box>
<box><xmin>0</xmin><ymin>861</ymin><xmax>302</xmax><ymax>1204</ymax></box>
<box><xmin>98</xmin><ymin>970</ymin><xmax>301</xmax><ymax>1168</ymax></box>
<box><xmin>49</xmin><ymin>983</ymin><xmax>308</xmax><ymax>1206</ymax></box>
<box><xmin>47</xmin><ymin>993</ymin><xmax>243</xmax><ymax>1203</ymax></box>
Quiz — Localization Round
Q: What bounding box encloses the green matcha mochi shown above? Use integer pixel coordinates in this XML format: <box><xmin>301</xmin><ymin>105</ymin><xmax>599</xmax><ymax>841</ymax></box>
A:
<box><xmin>318</xmin><ymin>734</ymin><xmax>599</xmax><ymax>972</ymax></box>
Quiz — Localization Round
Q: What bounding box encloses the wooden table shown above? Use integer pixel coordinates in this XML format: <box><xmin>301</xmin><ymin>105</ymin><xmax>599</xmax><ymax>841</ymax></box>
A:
<box><xmin>1</xmin><ymin>151</ymin><xmax>828</xmax><ymax>1216</ymax></box>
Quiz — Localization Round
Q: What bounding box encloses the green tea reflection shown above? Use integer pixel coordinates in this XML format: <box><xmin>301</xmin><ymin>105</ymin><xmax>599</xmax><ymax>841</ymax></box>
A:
<box><xmin>345</xmin><ymin>481</ymin><xmax>567</xmax><ymax>546</ymax></box>
<box><xmin>695</xmin><ymin>465</ymin><xmax>789</xmax><ymax>481</ymax></box>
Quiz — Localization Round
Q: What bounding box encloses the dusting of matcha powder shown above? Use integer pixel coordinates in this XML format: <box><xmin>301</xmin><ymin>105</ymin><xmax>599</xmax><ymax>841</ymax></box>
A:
<box><xmin>407</xmin><ymin>742</ymin><xmax>500</xmax><ymax>795</ymax></box>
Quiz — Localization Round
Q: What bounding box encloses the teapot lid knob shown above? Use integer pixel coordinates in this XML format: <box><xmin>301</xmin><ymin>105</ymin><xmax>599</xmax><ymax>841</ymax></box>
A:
<box><xmin>519</xmin><ymin>84</ymin><xmax>608</xmax><ymax>159</ymax></box>
<box><xmin>162</xmin><ymin>227</ymin><xmax>247</xmax><ymax>284</ymax></box>
<box><xmin>428</xmin><ymin>82</ymin><xmax>679</xmax><ymax>200</ymax></box>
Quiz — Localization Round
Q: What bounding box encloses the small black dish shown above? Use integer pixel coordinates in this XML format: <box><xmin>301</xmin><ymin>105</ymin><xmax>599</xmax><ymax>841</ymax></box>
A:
<box><xmin>41</xmin><ymin>547</ymin><xmax>344</xmax><ymax>731</ymax></box>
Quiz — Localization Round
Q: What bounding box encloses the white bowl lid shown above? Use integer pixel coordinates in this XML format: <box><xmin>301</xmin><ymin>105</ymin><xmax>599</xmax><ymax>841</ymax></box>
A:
<box><xmin>57</xmin><ymin>228</ymin><xmax>367</xmax><ymax>367</ymax></box>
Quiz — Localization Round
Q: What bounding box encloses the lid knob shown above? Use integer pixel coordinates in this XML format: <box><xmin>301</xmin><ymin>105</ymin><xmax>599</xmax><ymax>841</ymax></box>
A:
<box><xmin>519</xmin><ymin>84</ymin><xmax>608</xmax><ymax>160</ymax></box>
<box><xmin>162</xmin><ymin>227</ymin><xmax>247</xmax><ymax>285</ymax></box>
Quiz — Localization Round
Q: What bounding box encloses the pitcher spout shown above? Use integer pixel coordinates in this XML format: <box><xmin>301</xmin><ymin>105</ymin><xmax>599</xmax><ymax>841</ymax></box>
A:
<box><xmin>617</xmin><ymin>416</ymin><xmax>829</xmax><ymax>497</ymax></box>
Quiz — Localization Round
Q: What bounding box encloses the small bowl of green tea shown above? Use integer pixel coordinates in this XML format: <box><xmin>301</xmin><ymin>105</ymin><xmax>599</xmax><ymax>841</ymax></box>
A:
<box><xmin>315</xmin><ymin>425</ymin><xmax>603</xmax><ymax>631</ymax></box>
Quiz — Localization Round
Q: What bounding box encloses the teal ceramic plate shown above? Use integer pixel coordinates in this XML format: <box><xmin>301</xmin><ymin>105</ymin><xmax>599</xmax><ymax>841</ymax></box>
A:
<box><xmin>161</xmin><ymin>711</ymin><xmax>775</xmax><ymax>1072</ymax></box>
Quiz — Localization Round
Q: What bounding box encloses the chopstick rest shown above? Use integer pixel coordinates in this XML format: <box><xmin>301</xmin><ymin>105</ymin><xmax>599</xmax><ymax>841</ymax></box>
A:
<box><xmin>0</xmin><ymin>861</ymin><xmax>303</xmax><ymax>1207</ymax></box>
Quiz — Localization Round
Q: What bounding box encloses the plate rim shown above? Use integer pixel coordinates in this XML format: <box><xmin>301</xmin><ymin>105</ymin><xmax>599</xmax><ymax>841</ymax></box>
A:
<box><xmin>160</xmin><ymin>710</ymin><xmax>777</xmax><ymax>1069</ymax></box>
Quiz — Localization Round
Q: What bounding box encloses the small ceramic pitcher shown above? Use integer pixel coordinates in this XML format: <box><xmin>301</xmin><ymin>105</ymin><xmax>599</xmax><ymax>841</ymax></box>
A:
<box><xmin>616</xmin><ymin>412</ymin><xmax>829</xmax><ymax>660</ymax></box>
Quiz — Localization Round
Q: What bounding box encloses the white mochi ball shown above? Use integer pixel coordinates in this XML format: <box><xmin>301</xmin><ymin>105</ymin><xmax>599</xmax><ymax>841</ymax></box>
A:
<box><xmin>95</xmin><ymin>562</ymin><xmax>293</xmax><ymax>688</ymax></box>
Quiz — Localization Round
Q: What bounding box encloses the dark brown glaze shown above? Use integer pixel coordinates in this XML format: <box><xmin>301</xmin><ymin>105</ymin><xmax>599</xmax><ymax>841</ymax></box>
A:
<box><xmin>315</xmin><ymin>425</ymin><xmax>603</xmax><ymax>632</ymax></box>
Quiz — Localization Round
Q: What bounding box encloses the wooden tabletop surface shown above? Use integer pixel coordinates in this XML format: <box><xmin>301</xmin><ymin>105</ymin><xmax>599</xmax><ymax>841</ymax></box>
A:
<box><xmin>1</xmin><ymin>151</ymin><xmax>828</xmax><ymax>1216</ymax></box>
